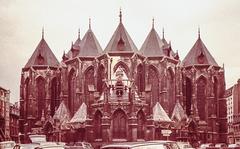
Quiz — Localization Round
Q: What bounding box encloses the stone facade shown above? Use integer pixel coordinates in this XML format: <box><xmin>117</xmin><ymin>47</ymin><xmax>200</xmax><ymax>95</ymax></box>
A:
<box><xmin>225</xmin><ymin>80</ymin><xmax>240</xmax><ymax>144</ymax></box>
<box><xmin>10</xmin><ymin>103</ymin><xmax>20</xmax><ymax>142</ymax></box>
<box><xmin>19</xmin><ymin>12</ymin><xmax>227</xmax><ymax>146</ymax></box>
<box><xmin>0</xmin><ymin>86</ymin><xmax>10</xmax><ymax>141</ymax></box>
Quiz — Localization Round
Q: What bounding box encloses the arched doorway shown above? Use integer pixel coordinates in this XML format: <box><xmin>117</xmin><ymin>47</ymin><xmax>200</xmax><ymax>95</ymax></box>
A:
<box><xmin>94</xmin><ymin>110</ymin><xmax>102</xmax><ymax>139</ymax></box>
<box><xmin>112</xmin><ymin>109</ymin><xmax>127</xmax><ymax>139</ymax></box>
<box><xmin>137</xmin><ymin>110</ymin><xmax>145</xmax><ymax>139</ymax></box>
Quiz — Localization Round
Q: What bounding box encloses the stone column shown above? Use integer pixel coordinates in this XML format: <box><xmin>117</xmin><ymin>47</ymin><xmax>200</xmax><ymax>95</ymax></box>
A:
<box><xmin>102</xmin><ymin>115</ymin><xmax>111</xmax><ymax>142</ymax></box>
<box><xmin>128</xmin><ymin>114</ymin><xmax>137</xmax><ymax>141</ymax></box>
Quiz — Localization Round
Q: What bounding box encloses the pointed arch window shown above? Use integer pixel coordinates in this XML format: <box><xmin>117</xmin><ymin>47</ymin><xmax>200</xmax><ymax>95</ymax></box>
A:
<box><xmin>36</xmin><ymin>77</ymin><xmax>45</xmax><ymax>119</ymax></box>
<box><xmin>166</xmin><ymin>69</ymin><xmax>174</xmax><ymax>114</ymax></box>
<box><xmin>94</xmin><ymin>111</ymin><xmax>102</xmax><ymax>139</ymax></box>
<box><xmin>186</xmin><ymin>77</ymin><xmax>192</xmax><ymax>116</ymax></box>
<box><xmin>51</xmin><ymin>77</ymin><xmax>58</xmax><ymax>116</ymax></box>
<box><xmin>148</xmin><ymin>66</ymin><xmax>159</xmax><ymax>104</ymax></box>
<box><xmin>136</xmin><ymin>64</ymin><xmax>144</xmax><ymax>93</ymax></box>
<box><xmin>197</xmin><ymin>76</ymin><xmax>207</xmax><ymax>120</ymax></box>
<box><xmin>25</xmin><ymin>78</ymin><xmax>30</xmax><ymax>118</ymax></box>
<box><xmin>112</xmin><ymin>109</ymin><xmax>127</xmax><ymax>139</ymax></box>
<box><xmin>137</xmin><ymin>110</ymin><xmax>145</xmax><ymax>139</ymax></box>
<box><xmin>68</xmin><ymin>69</ymin><xmax>76</xmax><ymax>114</ymax></box>
<box><xmin>214</xmin><ymin>77</ymin><xmax>218</xmax><ymax>117</ymax></box>
<box><xmin>84</xmin><ymin>67</ymin><xmax>94</xmax><ymax>96</ymax></box>
<box><xmin>97</xmin><ymin>65</ymin><xmax>105</xmax><ymax>94</ymax></box>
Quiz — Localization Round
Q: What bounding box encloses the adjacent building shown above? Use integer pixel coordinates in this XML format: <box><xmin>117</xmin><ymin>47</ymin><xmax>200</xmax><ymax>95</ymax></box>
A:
<box><xmin>226</xmin><ymin>80</ymin><xmax>240</xmax><ymax>144</ymax></box>
<box><xmin>19</xmin><ymin>11</ymin><xmax>227</xmax><ymax>146</ymax></box>
<box><xmin>0</xmin><ymin>86</ymin><xmax>10</xmax><ymax>141</ymax></box>
<box><xmin>10</xmin><ymin>102</ymin><xmax>20</xmax><ymax>142</ymax></box>
<box><xmin>226</xmin><ymin>86</ymin><xmax>234</xmax><ymax>143</ymax></box>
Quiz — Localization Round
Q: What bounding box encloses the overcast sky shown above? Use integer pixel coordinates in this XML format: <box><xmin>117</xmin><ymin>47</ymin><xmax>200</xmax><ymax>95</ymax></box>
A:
<box><xmin>0</xmin><ymin>0</ymin><xmax>240</xmax><ymax>103</ymax></box>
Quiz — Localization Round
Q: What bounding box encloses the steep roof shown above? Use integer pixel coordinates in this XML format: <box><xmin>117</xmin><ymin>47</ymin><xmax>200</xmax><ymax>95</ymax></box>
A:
<box><xmin>140</xmin><ymin>27</ymin><xmax>164</xmax><ymax>57</ymax></box>
<box><xmin>104</xmin><ymin>21</ymin><xmax>138</xmax><ymax>53</ymax></box>
<box><xmin>69</xmin><ymin>102</ymin><xmax>87</xmax><ymax>123</ymax></box>
<box><xmin>66</xmin><ymin>31</ymin><xmax>81</xmax><ymax>59</ymax></box>
<box><xmin>73</xmin><ymin>29</ymin><xmax>81</xmax><ymax>50</ymax></box>
<box><xmin>182</xmin><ymin>36</ymin><xmax>218</xmax><ymax>67</ymax></box>
<box><xmin>171</xmin><ymin>101</ymin><xmax>188</xmax><ymax>122</ymax></box>
<box><xmin>25</xmin><ymin>38</ymin><xmax>59</xmax><ymax>68</ymax></box>
<box><xmin>153</xmin><ymin>102</ymin><xmax>172</xmax><ymax>122</ymax></box>
<box><xmin>78</xmin><ymin>28</ymin><xmax>102</xmax><ymax>57</ymax></box>
<box><xmin>53</xmin><ymin>101</ymin><xmax>71</xmax><ymax>123</ymax></box>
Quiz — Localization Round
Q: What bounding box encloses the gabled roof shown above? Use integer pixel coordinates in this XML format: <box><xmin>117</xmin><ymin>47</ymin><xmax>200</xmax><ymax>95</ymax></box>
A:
<box><xmin>140</xmin><ymin>28</ymin><xmax>164</xmax><ymax>57</ymax></box>
<box><xmin>73</xmin><ymin>29</ymin><xmax>81</xmax><ymax>50</ymax></box>
<box><xmin>25</xmin><ymin>38</ymin><xmax>59</xmax><ymax>68</ymax></box>
<box><xmin>69</xmin><ymin>102</ymin><xmax>87</xmax><ymax>123</ymax></box>
<box><xmin>171</xmin><ymin>101</ymin><xmax>188</xmax><ymax>122</ymax></box>
<box><xmin>66</xmin><ymin>31</ymin><xmax>81</xmax><ymax>59</ymax></box>
<box><xmin>104</xmin><ymin>22</ymin><xmax>138</xmax><ymax>53</ymax></box>
<box><xmin>78</xmin><ymin>28</ymin><xmax>102</xmax><ymax>57</ymax></box>
<box><xmin>182</xmin><ymin>36</ymin><xmax>219</xmax><ymax>67</ymax></box>
<box><xmin>153</xmin><ymin>102</ymin><xmax>172</xmax><ymax>122</ymax></box>
<box><xmin>53</xmin><ymin>101</ymin><xmax>71</xmax><ymax>123</ymax></box>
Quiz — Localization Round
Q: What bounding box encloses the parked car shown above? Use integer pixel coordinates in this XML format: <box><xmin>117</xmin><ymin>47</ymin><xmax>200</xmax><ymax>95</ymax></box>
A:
<box><xmin>199</xmin><ymin>143</ymin><xmax>215</xmax><ymax>149</ymax></box>
<box><xmin>65</xmin><ymin>142</ymin><xmax>93</xmax><ymax>149</ymax></box>
<box><xmin>16</xmin><ymin>142</ymin><xmax>65</xmax><ymax>149</ymax></box>
<box><xmin>176</xmin><ymin>142</ymin><xmax>194</xmax><ymax>149</ymax></box>
<box><xmin>215</xmin><ymin>143</ymin><xmax>227</xmax><ymax>148</ymax></box>
<box><xmin>0</xmin><ymin>141</ymin><xmax>16</xmax><ymax>149</ymax></box>
<box><xmin>35</xmin><ymin>142</ymin><xmax>65</xmax><ymax>149</ymax></box>
<box><xmin>228</xmin><ymin>144</ymin><xmax>240</xmax><ymax>148</ymax></box>
<box><xmin>101</xmin><ymin>141</ymin><xmax>173</xmax><ymax>149</ymax></box>
<box><xmin>148</xmin><ymin>140</ymin><xmax>180</xmax><ymax>149</ymax></box>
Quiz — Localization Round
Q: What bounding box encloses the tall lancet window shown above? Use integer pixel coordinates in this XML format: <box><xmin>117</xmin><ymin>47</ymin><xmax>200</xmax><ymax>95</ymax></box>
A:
<box><xmin>197</xmin><ymin>76</ymin><xmax>207</xmax><ymax>120</ymax></box>
<box><xmin>51</xmin><ymin>77</ymin><xmax>58</xmax><ymax>116</ymax></box>
<box><xmin>68</xmin><ymin>69</ymin><xmax>76</xmax><ymax>114</ymax></box>
<box><xmin>94</xmin><ymin>110</ymin><xmax>102</xmax><ymax>139</ymax></box>
<box><xmin>84</xmin><ymin>66</ymin><xmax>94</xmax><ymax>102</ymax></box>
<box><xmin>97</xmin><ymin>65</ymin><xmax>105</xmax><ymax>94</ymax></box>
<box><xmin>136</xmin><ymin>64</ymin><xmax>144</xmax><ymax>93</ymax></box>
<box><xmin>25</xmin><ymin>78</ymin><xmax>30</xmax><ymax>118</ymax></box>
<box><xmin>137</xmin><ymin>110</ymin><xmax>145</xmax><ymax>139</ymax></box>
<box><xmin>36</xmin><ymin>77</ymin><xmax>45</xmax><ymax>119</ymax></box>
<box><xmin>166</xmin><ymin>69</ymin><xmax>174</xmax><ymax>114</ymax></box>
<box><xmin>148</xmin><ymin>66</ymin><xmax>159</xmax><ymax>105</ymax></box>
<box><xmin>214</xmin><ymin>77</ymin><xmax>218</xmax><ymax>117</ymax></box>
<box><xmin>185</xmin><ymin>77</ymin><xmax>192</xmax><ymax>116</ymax></box>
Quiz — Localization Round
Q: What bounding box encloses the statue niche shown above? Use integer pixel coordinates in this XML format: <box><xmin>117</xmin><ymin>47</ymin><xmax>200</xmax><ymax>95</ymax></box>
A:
<box><xmin>115</xmin><ymin>68</ymin><xmax>124</xmax><ymax>97</ymax></box>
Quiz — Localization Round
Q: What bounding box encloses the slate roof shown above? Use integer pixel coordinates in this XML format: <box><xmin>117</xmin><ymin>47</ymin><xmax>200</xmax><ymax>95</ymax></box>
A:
<box><xmin>153</xmin><ymin>102</ymin><xmax>172</xmax><ymax>122</ymax></box>
<box><xmin>66</xmin><ymin>32</ymin><xmax>81</xmax><ymax>59</ymax></box>
<box><xmin>182</xmin><ymin>36</ymin><xmax>218</xmax><ymax>67</ymax></box>
<box><xmin>53</xmin><ymin>101</ymin><xmax>71</xmax><ymax>123</ymax></box>
<box><xmin>140</xmin><ymin>28</ymin><xmax>165</xmax><ymax>57</ymax></box>
<box><xmin>78</xmin><ymin>28</ymin><xmax>102</xmax><ymax>57</ymax></box>
<box><xmin>25</xmin><ymin>38</ymin><xmax>59</xmax><ymax>68</ymax></box>
<box><xmin>104</xmin><ymin>22</ymin><xmax>138</xmax><ymax>53</ymax></box>
<box><xmin>171</xmin><ymin>101</ymin><xmax>188</xmax><ymax>122</ymax></box>
<box><xmin>69</xmin><ymin>102</ymin><xmax>87</xmax><ymax>123</ymax></box>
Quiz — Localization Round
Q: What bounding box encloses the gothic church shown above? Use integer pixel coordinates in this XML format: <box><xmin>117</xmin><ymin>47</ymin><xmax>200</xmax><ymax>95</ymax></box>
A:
<box><xmin>19</xmin><ymin>11</ymin><xmax>227</xmax><ymax>146</ymax></box>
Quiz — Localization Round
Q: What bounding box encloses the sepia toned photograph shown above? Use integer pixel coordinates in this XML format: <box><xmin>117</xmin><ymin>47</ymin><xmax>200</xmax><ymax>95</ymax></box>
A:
<box><xmin>0</xmin><ymin>0</ymin><xmax>240</xmax><ymax>148</ymax></box>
